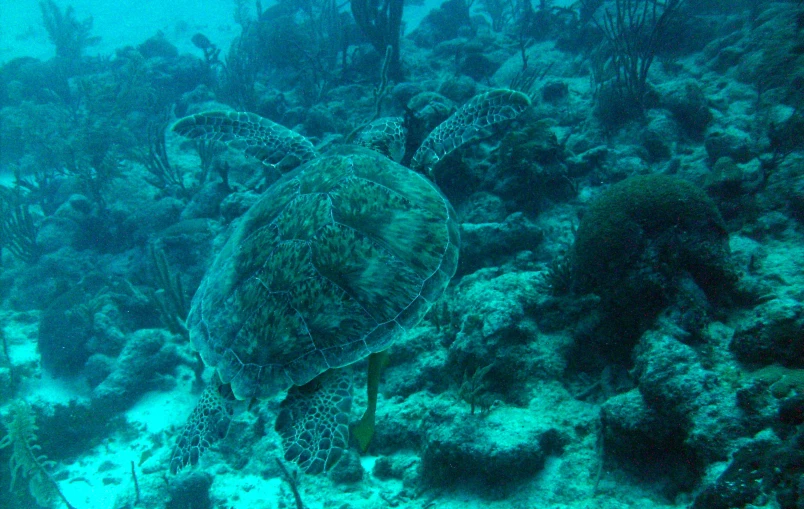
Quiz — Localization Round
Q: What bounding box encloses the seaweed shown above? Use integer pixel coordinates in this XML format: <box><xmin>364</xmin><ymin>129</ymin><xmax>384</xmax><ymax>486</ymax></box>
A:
<box><xmin>147</xmin><ymin>245</ymin><xmax>188</xmax><ymax>337</ymax></box>
<box><xmin>39</xmin><ymin>0</ymin><xmax>100</xmax><ymax>63</ymax></box>
<box><xmin>582</xmin><ymin>0</ymin><xmax>686</xmax><ymax>121</ymax></box>
<box><xmin>134</xmin><ymin>120</ymin><xmax>188</xmax><ymax>196</ymax></box>
<box><xmin>0</xmin><ymin>401</ymin><xmax>77</xmax><ymax>509</ymax></box>
<box><xmin>1</xmin><ymin>201</ymin><xmax>41</xmax><ymax>264</ymax></box>
<box><xmin>350</xmin><ymin>0</ymin><xmax>404</xmax><ymax>78</ymax></box>
<box><xmin>459</xmin><ymin>363</ymin><xmax>496</xmax><ymax>414</ymax></box>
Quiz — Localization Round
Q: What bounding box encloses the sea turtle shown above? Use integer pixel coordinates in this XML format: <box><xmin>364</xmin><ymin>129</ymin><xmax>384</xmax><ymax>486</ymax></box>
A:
<box><xmin>168</xmin><ymin>89</ymin><xmax>531</xmax><ymax>475</ymax></box>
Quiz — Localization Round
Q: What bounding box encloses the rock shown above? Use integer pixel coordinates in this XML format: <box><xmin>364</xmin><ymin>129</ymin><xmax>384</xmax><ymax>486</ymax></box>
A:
<box><xmin>601</xmin><ymin>389</ymin><xmax>679</xmax><ymax>457</ymax></box>
<box><xmin>779</xmin><ymin>394</ymin><xmax>804</xmax><ymax>425</ymax></box>
<box><xmin>167</xmin><ymin>471</ymin><xmax>213</xmax><ymax>509</ymax></box>
<box><xmin>92</xmin><ymin>329</ymin><xmax>184</xmax><ymax>411</ymax></box>
<box><xmin>328</xmin><ymin>449</ymin><xmax>364</xmax><ymax>484</ymax></box>
<box><xmin>641</xmin><ymin>113</ymin><xmax>676</xmax><ymax>162</ymax></box>
<box><xmin>137</xmin><ymin>32</ymin><xmax>179</xmax><ymax>60</ymax></box>
<box><xmin>730</xmin><ymin>297</ymin><xmax>804</xmax><ymax>366</ymax></box>
<box><xmin>220</xmin><ymin>191</ymin><xmax>260</xmax><ymax>223</ymax></box>
<box><xmin>459</xmin><ymin>213</ymin><xmax>543</xmax><ymax>274</ymax></box>
<box><xmin>37</xmin><ymin>216</ymin><xmax>81</xmax><ymax>253</ymax></box>
<box><xmin>181</xmin><ymin>182</ymin><xmax>229</xmax><ymax>220</ymax></box>
<box><xmin>704</xmin><ymin>128</ymin><xmax>753</xmax><ymax>163</ymax></box>
<box><xmin>634</xmin><ymin>329</ymin><xmax>744</xmax><ymax>464</ymax></box>
<box><xmin>457</xmin><ymin>192</ymin><xmax>507</xmax><ymax>223</ymax></box>
<box><xmin>372</xmin><ymin>454</ymin><xmax>420</xmax><ymax>484</ymax></box>
<box><xmin>691</xmin><ymin>431</ymin><xmax>804</xmax><ymax>509</ymax></box>
<box><xmin>691</xmin><ymin>437</ymin><xmax>775</xmax><ymax>509</ymax></box>
<box><xmin>658</xmin><ymin>80</ymin><xmax>712</xmax><ymax>139</ymax></box>
<box><xmin>421</xmin><ymin>405</ymin><xmax>564</xmax><ymax>487</ymax></box>
<box><xmin>438</xmin><ymin>75</ymin><xmax>477</xmax><ymax>104</ymax></box>
<box><xmin>36</xmin><ymin>194</ymin><xmax>95</xmax><ymax>252</ymax></box>
<box><xmin>542</xmin><ymin>81</ymin><xmax>569</xmax><ymax>103</ymax></box>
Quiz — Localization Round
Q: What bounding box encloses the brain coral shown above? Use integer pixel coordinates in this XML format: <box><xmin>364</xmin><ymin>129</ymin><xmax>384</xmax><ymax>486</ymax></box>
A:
<box><xmin>572</xmin><ymin>174</ymin><xmax>736</xmax><ymax>301</ymax></box>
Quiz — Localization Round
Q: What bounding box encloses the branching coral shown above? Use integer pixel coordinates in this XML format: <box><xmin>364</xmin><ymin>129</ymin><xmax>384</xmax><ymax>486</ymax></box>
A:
<box><xmin>0</xmin><ymin>400</ymin><xmax>77</xmax><ymax>509</ymax></box>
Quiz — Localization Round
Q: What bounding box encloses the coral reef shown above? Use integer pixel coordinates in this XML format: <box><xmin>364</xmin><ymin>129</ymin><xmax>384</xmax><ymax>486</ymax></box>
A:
<box><xmin>1</xmin><ymin>0</ymin><xmax>804</xmax><ymax>508</ymax></box>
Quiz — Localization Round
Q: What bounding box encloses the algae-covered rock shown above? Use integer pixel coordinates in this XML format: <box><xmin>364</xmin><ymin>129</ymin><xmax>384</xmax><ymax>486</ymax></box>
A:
<box><xmin>731</xmin><ymin>297</ymin><xmax>804</xmax><ymax>367</ymax></box>
<box><xmin>421</xmin><ymin>405</ymin><xmax>564</xmax><ymax>487</ymax></box>
<box><xmin>633</xmin><ymin>329</ymin><xmax>744</xmax><ymax>464</ymax></box>
<box><xmin>91</xmin><ymin>328</ymin><xmax>186</xmax><ymax>412</ymax></box>
<box><xmin>459</xmin><ymin>213</ymin><xmax>543</xmax><ymax>274</ymax></box>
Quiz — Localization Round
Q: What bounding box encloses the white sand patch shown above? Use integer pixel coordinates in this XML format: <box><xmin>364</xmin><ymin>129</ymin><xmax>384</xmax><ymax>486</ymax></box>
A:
<box><xmin>213</xmin><ymin>472</ymin><xmax>282</xmax><ymax>508</ymax></box>
<box><xmin>360</xmin><ymin>454</ymin><xmax>378</xmax><ymax>473</ymax></box>
<box><xmin>22</xmin><ymin>370</ymin><xmax>91</xmax><ymax>405</ymax></box>
<box><xmin>125</xmin><ymin>369</ymin><xmax>198</xmax><ymax>434</ymax></box>
<box><xmin>7</xmin><ymin>334</ymin><xmax>38</xmax><ymax>365</ymax></box>
<box><xmin>58</xmin><ymin>436</ymin><xmax>142</xmax><ymax>509</ymax></box>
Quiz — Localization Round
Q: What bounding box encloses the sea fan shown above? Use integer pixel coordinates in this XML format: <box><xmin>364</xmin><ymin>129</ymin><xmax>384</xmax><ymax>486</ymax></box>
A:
<box><xmin>0</xmin><ymin>400</ymin><xmax>76</xmax><ymax>509</ymax></box>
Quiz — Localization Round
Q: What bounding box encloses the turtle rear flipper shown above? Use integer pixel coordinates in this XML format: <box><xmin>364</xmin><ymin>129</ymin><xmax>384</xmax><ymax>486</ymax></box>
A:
<box><xmin>170</xmin><ymin>382</ymin><xmax>234</xmax><ymax>474</ymax></box>
<box><xmin>276</xmin><ymin>370</ymin><xmax>353</xmax><ymax>474</ymax></box>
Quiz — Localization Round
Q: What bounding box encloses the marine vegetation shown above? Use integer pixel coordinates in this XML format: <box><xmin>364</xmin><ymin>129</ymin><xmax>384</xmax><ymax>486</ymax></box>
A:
<box><xmin>582</xmin><ymin>0</ymin><xmax>688</xmax><ymax>125</ymax></box>
<box><xmin>0</xmin><ymin>400</ymin><xmax>76</xmax><ymax>509</ymax></box>
<box><xmin>39</xmin><ymin>0</ymin><xmax>99</xmax><ymax>65</ymax></box>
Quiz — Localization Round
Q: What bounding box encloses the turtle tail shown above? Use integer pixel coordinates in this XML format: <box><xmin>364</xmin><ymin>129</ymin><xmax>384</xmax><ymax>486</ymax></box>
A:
<box><xmin>351</xmin><ymin>350</ymin><xmax>390</xmax><ymax>452</ymax></box>
<box><xmin>411</xmin><ymin>88</ymin><xmax>531</xmax><ymax>176</ymax></box>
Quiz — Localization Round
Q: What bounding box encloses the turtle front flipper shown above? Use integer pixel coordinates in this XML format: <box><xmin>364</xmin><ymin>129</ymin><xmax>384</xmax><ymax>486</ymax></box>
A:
<box><xmin>169</xmin><ymin>381</ymin><xmax>234</xmax><ymax>474</ymax></box>
<box><xmin>275</xmin><ymin>370</ymin><xmax>353</xmax><ymax>475</ymax></box>
<box><xmin>411</xmin><ymin>88</ymin><xmax>532</xmax><ymax>175</ymax></box>
<box><xmin>172</xmin><ymin>111</ymin><xmax>320</xmax><ymax>173</ymax></box>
